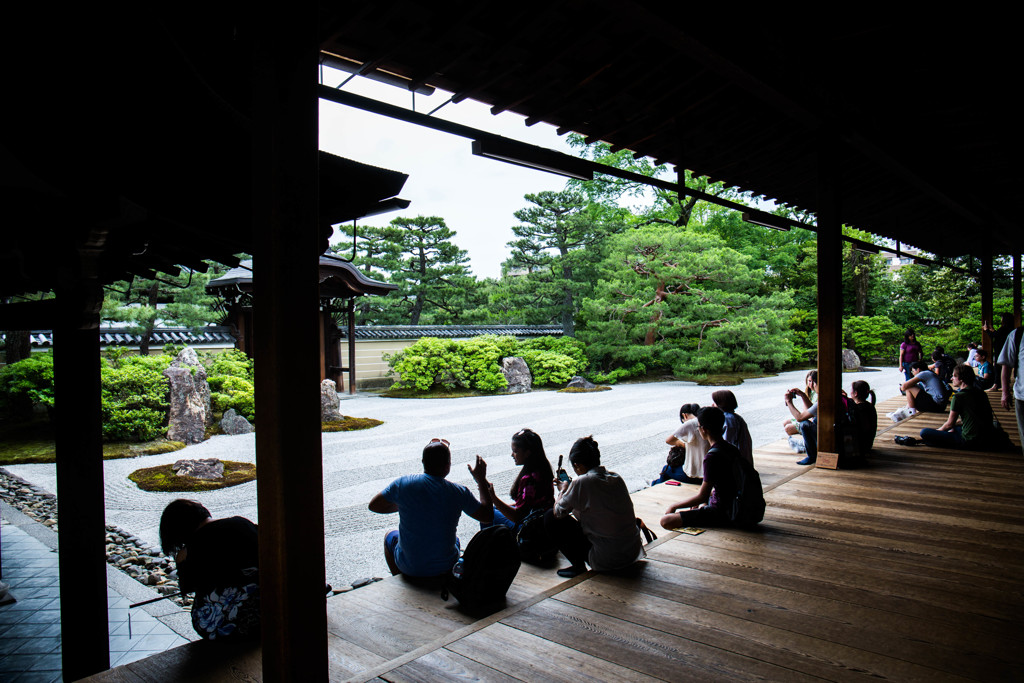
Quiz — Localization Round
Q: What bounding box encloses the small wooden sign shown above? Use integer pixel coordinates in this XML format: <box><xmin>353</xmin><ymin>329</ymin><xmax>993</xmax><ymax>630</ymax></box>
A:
<box><xmin>816</xmin><ymin>451</ymin><xmax>839</xmax><ymax>469</ymax></box>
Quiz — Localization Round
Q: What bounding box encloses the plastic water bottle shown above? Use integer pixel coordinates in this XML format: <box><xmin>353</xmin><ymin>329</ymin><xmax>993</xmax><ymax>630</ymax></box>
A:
<box><xmin>452</xmin><ymin>558</ymin><xmax>464</xmax><ymax>579</ymax></box>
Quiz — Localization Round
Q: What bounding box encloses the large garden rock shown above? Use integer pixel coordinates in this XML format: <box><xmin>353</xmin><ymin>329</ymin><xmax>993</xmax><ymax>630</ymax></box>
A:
<box><xmin>566</xmin><ymin>376</ymin><xmax>596</xmax><ymax>389</ymax></box>
<box><xmin>220</xmin><ymin>408</ymin><xmax>254</xmax><ymax>435</ymax></box>
<box><xmin>163</xmin><ymin>366</ymin><xmax>206</xmax><ymax>444</ymax></box>
<box><xmin>502</xmin><ymin>357</ymin><xmax>532</xmax><ymax>394</ymax></box>
<box><xmin>171</xmin><ymin>346</ymin><xmax>212</xmax><ymax>426</ymax></box>
<box><xmin>842</xmin><ymin>349</ymin><xmax>861</xmax><ymax>370</ymax></box>
<box><xmin>321</xmin><ymin>379</ymin><xmax>343</xmax><ymax>421</ymax></box>
<box><xmin>173</xmin><ymin>458</ymin><xmax>224</xmax><ymax>480</ymax></box>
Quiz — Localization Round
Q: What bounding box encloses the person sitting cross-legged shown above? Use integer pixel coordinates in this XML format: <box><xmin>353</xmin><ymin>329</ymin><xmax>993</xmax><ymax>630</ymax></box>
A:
<box><xmin>919</xmin><ymin>364</ymin><xmax>1002</xmax><ymax>450</ymax></box>
<box><xmin>369</xmin><ymin>439</ymin><xmax>492</xmax><ymax>579</ymax></box>
<box><xmin>898</xmin><ymin>360</ymin><xmax>949</xmax><ymax>417</ymax></box>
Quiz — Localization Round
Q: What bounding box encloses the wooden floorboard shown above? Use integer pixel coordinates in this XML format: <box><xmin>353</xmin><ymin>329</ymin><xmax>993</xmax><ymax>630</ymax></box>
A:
<box><xmin>87</xmin><ymin>394</ymin><xmax>1024</xmax><ymax>682</ymax></box>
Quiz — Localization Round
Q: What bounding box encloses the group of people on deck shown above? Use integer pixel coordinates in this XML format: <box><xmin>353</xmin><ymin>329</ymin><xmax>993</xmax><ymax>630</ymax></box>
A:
<box><xmin>156</xmin><ymin>336</ymin><xmax>1018</xmax><ymax>642</ymax></box>
<box><xmin>893</xmin><ymin>327</ymin><xmax>1010</xmax><ymax>450</ymax></box>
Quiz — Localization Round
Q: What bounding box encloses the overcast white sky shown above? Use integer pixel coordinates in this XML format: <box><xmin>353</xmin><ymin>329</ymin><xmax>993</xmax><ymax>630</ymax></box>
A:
<box><xmin>318</xmin><ymin>68</ymin><xmax>578</xmax><ymax>280</ymax></box>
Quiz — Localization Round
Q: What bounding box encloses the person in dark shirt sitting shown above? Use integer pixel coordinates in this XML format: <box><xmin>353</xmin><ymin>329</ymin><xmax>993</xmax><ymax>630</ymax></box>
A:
<box><xmin>919</xmin><ymin>364</ymin><xmax>1002</xmax><ymax>450</ymax></box>
<box><xmin>660</xmin><ymin>407</ymin><xmax>765</xmax><ymax>530</ymax></box>
<box><xmin>160</xmin><ymin>499</ymin><xmax>260</xmax><ymax>640</ymax></box>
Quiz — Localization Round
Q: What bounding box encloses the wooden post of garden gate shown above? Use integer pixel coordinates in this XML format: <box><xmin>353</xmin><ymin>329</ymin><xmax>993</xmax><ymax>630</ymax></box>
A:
<box><xmin>816</xmin><ymin>137</ymin><xmax>843</xmax><ymax>469</ymax></box>
<box><xmin>251</xmin><ymin>5</ymin><xmax>329</xmax><ymax>680</ymax></box>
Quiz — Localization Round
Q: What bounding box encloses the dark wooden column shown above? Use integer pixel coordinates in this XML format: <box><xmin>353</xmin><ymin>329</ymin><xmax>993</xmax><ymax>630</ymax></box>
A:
<box><xmin>816</xmin><ymin>138</ymin><xmax>843</xmax><ymax>468</ymax></box>
<box><xmin>251</xmin><ymin>6</ymin><xmax>328</xmax><ymax>680</ymax></box>
<box><xmin>54</xmin><ymin>288</ymin><xmax>109</xmax><ymax>679</ymax></box>
<box><xmin>981</xmin><ymin>249</ymin><xmax>993</xmax><ymax>357</ymax></box>
<box><xmin>1014</xmin><ymin>254</ymin><xmax>1021</xmax><ymax>327</ymax></box>
<box><xmin>348</xmin><ymin>298</ymin><xmax>357</xmax><ymax>395</ymax></box>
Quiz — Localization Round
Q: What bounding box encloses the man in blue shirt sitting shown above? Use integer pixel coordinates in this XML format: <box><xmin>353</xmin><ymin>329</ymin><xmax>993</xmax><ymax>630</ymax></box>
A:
<box><xmin>369</xmin><ymin>439</ymin><xmax>492</xmax><ymax>578</ymax></box>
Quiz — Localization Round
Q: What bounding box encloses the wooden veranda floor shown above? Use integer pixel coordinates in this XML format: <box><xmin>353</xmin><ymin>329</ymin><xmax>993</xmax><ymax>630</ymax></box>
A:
<box><xmin>87</xmin><ymin>394</ymin><xmax>1024</xmax><ymax>682</ymax></box>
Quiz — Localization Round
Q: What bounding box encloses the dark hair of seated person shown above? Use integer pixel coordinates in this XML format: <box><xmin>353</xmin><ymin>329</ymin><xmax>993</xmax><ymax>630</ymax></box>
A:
<box><xmin>679</xmin><ymin>403</ymin><xmax>701</xmax><ymax>422</ymax></box>
<box><xmin>422</xmin><ymin>441</ymin><xmax>451</xmax><ymax>475</ymax></box>
<box><xmin>911</xmin><ymin>360</ymin><xmax>930</xmax><ymax>373</ymax></box>
<box><xmin>954</xmin><ymin>364</ymin><xmax>976</xmax><ymax>386</ymax></box>
<box><xmin>160</xmin><ymin>499</ymin><xmax>212</xmax><ymax>557</ymax></box>
<box><xmin>710</xmin><ymin>390</ymin><xmax>738</xmax><ymax>413</ymax></box>
<box><xmin>568</xmin><ymin>435</ymin><xmax>601</xmax><ymax>471</ymax></box>
<box><xmin>696</xmin><ymin>406</ymin><xmax>726</xmax><ymax>438</ymax></box>
<box><xmin>667</xmin><ymin>446</ymin><xmax>686</xmax><ymax>468</ymax></box>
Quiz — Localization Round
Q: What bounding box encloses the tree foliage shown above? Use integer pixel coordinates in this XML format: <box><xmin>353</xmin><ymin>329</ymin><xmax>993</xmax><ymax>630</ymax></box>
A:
<box><xmin>505</xmin><ymin>190</ymin><xmax>620</xmax><ymax>335</ymax></box>
<box><xmin>577</xmin><ymin>226</ymin><xmax>794</xmax><ymax>378</ymax></box>
<box><xmin>333</xmin><ymin>216</ymin><xmax>477</xmax><ymax>325</ymax></box>
<box><xmin>101</xmin><ymin>265</ymin><xmax>225</xmax><ymax>355</ymax></box>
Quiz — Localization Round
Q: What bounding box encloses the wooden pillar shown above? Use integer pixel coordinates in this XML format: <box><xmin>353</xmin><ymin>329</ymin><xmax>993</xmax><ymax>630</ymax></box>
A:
<box><xmin>981</xmin><ymin>249</ymin><xmax>994</xmax><ymax>357</ymax></box>
<box><xmin>816</xmin><ymin>137</ymin><xmax>843</xmax><ymax>468</ymax></box>
<box><xmin>318</xmin><ymin>309</ymin><xmax>328</xmax><ymax>381</ymax></box>
<box><xmin>251</xmin><ymin>5</ymin><xmax>328</xmax><ymax>681</ymax></box>
<box><xmin>348</xmin><ymin>298</ymin><xmax>357</xmax><ymax>395</ymax></box>
<box><xmin>1014</xmin><ymin>254</ymin><xmax>1021</xmax><ymax>327</ymax></box>
<box><xmin>54</xmin><ymin>289</ymin><xmax>109</xmax><ymax>679</ymax></box>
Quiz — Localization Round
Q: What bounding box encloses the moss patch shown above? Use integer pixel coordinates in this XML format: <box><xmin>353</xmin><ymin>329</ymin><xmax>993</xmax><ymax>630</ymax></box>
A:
<box><xmin>558</xmin><ymin>386</ymin><xmax>612</xmax><ymax>393</ymax></box>
<box><xmin>129</xmin><ymin>461</ymin><xmax>256</xmax><ymax>492</ymax></box>
<box><xmin>689</xmin><ymin>370</ymin><xmax>777</xmax><ymax>386</ymax></box>
<box><xmin>0</xmin><ymin>418</ymin><xmax>186</xmax><ymax>465</ymax></box>
<box><xmin>322</xmin><ymin>416</ymin><xmax>384</xmax><ymax>432</ymax></box>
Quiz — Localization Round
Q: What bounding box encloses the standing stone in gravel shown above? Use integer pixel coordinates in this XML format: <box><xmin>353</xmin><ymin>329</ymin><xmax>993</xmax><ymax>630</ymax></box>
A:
<box><xmin>220</xmin><ymin>408</ymin><xmax>254</xmax><ymax>435</ymax></box>
<box><xmin>842</xmin><ymin>349</ymin><xmax>861</xmax><ymax>370</ymax></box>
<box><xmin>501</xmin><ymin>357</ymin><xmax>532</xmax><ymax>394</ymax></box>
<box><xmin>171</xmin><ymin>346</ymin><xmax>212</xmax><ymax>426</ymax></box>
<box><xmin>566</xmin><ymin>376</ymin><xmax>596</xmax><ymax>390</ymax></box>
<box><xmin>320</xmin><ymin>379</ymin><xmax>343</xmax><ymax>421</ymax></box>
<box><xmin>173</xmin><ymin>458</ymin><xmax>224</xmax><ymax>480</ymax></box>
<box><xmin>164</xmin><ymin>366</ymin><xmax>206</xmax><ymax>444</ymax></box>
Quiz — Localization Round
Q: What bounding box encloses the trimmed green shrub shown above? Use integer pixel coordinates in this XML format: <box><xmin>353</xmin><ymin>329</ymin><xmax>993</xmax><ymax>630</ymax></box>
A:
<box><xmin>210</xmin><ymin>376</ymin><xmax>255</xmax><ymax>421</ymax></box>
<box><xmin>459</xmin><ymin>336</ymin><xmax>509</xmax><ymax>391</ymax></box>
<box><xmin>0</xmin><ymin>352</ymin><xmax>55</xmax><ymax>417</ymax></box>
<box><xmin>386</xmin><ymin>337</ymin><xmax>466</xmax><ymax>391</ymax></box>
<box><xmin>386</xmin><ymin>335</ymin><xmax>590</xmax><ymax>392</ymax></box>
<box><xmin>101</xmin><ymin>354</ymin><xmax>172</xmax><ymax>442</ymax></box>
<box><xmin>517</xmin><ymin>349</ymin><xmax>584</xmax><ymax>386</ymax></box>
<box><xmin>205</xmin><ymin>349</ymin><xmax>254</xmax><ymax>383</ymax></box>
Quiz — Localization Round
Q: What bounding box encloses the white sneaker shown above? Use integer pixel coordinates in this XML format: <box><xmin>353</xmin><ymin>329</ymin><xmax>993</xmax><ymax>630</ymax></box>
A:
<box><xmin>887</xmin><ymin>410</ymin><xmax>904</xmax><ymax>423</ymax></box>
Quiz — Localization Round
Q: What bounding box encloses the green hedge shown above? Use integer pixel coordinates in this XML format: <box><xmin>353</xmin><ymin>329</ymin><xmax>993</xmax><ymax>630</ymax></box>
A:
<box><xmin>386</xmin><ymin>335</ymin><xmax>589</xmax><ymax>392</ymax></box>
<box><xmin>0</xmin><ymin>352</ymin><xmax>55</xmax><ymax>417</ymax></box>
<box><xmin>100</xmin><ymin>354</ymin><xmax>172</xmax><ymax>441</ymax></box>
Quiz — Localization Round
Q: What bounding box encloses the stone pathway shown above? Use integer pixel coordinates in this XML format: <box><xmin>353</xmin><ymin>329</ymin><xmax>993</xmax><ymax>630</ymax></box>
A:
<box><xmin>0</xmin><ymin>514</ymin><xmax>191</xmax><ymax>682</ymax></box>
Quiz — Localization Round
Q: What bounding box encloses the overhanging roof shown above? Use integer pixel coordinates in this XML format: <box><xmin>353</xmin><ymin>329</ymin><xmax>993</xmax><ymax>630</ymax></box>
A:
<box><xmin>208</xmin><ymin>257</ymin><xmax>398</xmax><ymax>300</ymax></box>
<box><xmin>319</xmin><ymin>5</ymin><xmax>1022</xmax><ymax>258</ymax></box>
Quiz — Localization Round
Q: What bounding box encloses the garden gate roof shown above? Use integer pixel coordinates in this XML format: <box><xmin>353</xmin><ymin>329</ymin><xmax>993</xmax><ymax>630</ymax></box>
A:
<box><xmin>207</xmin><ymin>256</ymin><xmax>398</xmax><ymax>302</ymax></box>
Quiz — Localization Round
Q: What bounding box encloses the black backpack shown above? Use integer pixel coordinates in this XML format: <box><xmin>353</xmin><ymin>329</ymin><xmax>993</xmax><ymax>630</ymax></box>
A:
<box><xmin>442</xmin><ymin>525</ymin><xmax>520</xmax><ymax>613</ymax></box>
<box><xmin>516</xmin><ymin>508</ymin><xmax>557</xmax><ymax>565</ymax></box>
<box><xmin>728</xmin><ymin>456</ymin><xmax>765</xmax><ymax>526</ymax></box>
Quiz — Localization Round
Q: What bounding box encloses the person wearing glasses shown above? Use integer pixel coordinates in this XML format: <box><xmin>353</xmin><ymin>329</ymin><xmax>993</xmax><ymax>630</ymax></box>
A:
<box><xmin>369</xmin><ymin>438</ymin><xmax>492</xmax><ymax>579</ymax></box>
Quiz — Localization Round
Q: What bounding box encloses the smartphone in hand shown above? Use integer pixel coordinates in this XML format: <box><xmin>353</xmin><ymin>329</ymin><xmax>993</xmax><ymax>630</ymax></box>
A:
<box><xmin>556</xmin><ymin>454</ymin><xmax>571</xmax><ymax>482</ymax></box>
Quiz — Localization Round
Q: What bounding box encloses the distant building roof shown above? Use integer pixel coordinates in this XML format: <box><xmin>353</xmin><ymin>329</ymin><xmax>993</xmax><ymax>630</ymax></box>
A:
<box><xmin>344</xmin><ymin>325</ymin><xmax>564</xmax><ymax>340</ymax></box>
<box><xmin>27</xmin><ymin>326</ymin><xmax>237</xmax><ymax>349</ymax></box>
